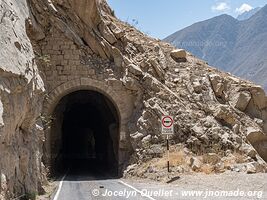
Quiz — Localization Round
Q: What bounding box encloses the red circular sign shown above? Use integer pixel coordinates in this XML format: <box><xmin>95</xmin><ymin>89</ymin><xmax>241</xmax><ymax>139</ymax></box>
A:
<box><xmin>162</xmin><ymin>116</ymin><xmax>173</xmax><ymax>128</ymax></box>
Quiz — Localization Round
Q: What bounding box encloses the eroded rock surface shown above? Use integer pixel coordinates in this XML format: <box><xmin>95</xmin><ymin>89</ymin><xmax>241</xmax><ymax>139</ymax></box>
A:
<box><xmin>0</xmin><ymin>0</ymin><xmax>44</xmax><ymax>199</ymax></box>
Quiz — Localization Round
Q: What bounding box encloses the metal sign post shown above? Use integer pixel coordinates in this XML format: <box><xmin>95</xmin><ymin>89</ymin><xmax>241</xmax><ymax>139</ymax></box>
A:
<box><xmin>167</xmin><ymin>134</ymin><xmax>170</xmax><ymax>173</ymax></box>
<box><xmin>161</xmin><ymin>115</ymin><xmax>174</xmax><ymax>173</ymax></box>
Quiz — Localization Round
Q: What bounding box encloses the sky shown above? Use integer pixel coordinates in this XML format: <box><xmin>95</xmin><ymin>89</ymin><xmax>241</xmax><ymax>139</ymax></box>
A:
<box><xmin>107</xmin><ymin>0</ymin><xmax>267</xmax><ymax>39</ymax></box>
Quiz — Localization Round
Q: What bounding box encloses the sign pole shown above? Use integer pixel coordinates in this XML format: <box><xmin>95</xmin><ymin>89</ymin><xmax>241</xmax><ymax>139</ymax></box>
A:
<box><xmin>167</xmin><ymin>134</ymin><xmax>170</xmax><ymax>173</ymax></box>
<box><xmin>161</xmin><ymin>115</ymin><xmax>174</xmax><ymax>173</ymax></box>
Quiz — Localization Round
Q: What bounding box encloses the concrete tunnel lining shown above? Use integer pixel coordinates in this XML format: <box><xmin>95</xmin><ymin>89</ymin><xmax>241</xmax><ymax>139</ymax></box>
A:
<box><xmin>52</xmin><ymin>90</ymin><xmax>119</xmax><ymax>175</ymax></box>
<box><xmin>42</xmin><ymin>78</ymin><xmax>131</xmax><ymax>177</ymax></box>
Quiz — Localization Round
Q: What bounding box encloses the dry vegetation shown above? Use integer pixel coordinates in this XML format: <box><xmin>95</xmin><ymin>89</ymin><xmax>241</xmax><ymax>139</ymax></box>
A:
<box><xmin>125</xmin><ymin>144</ymin><xmax>258</xmax><ymax>181</ymax></box>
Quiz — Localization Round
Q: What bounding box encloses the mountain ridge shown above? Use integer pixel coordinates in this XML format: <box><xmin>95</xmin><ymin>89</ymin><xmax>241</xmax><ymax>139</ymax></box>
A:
<box><xmin>237</xmin><ymin>7</ymin><xmax>261</xmax><ymax>21</ymax></box>
<box><xmin>164</xmin><ymin>5</ymin><xmax>267</xmax><ymax>91</ymax></box>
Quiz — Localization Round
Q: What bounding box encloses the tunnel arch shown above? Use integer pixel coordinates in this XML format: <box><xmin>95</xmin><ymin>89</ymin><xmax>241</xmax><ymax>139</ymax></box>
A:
<box><xmin>43</xmin><ymin>78</ymin><xmax>125</xmax><ymax>119</ymax></box>
<box><xmin>42</xmin><ymin>78</ymin><xmax>129</xmax><ymax>176</ymax></box>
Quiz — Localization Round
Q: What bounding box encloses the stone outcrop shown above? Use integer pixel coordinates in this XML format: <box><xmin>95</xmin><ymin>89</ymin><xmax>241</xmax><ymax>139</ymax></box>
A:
<box><xmin>0</xmin><ymin>0</ymin><xmax>45</xmax><ymax>199</ymax></box>
<box><xmin>230</xmin><ymin>91</ymin><xmax>251</xmax><ymax>111</ymax></box>
<box><xmin>0</xmin><ymin>0</ymin><xmax>267</xmax><ymax>198</ymax></box>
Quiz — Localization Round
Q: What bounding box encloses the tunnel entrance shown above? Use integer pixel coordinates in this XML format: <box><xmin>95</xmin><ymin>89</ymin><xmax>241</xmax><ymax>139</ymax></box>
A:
<box><xmin>50</xmin><ymin>90</ymin><xmax>119</xmax><ymax>177</ymax></box>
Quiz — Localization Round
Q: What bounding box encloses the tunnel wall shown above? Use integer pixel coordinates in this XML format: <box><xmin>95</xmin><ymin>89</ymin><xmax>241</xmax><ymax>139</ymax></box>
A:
<box><xmin>43</xmin><ymin>78</ymin><xmax>134</xmax><ymax>174</ymax></box>
<box><xmin>53</xmin><ymin>90</ymin><xmax>120</xmax><ymax>174</ymax></box>
<box><xmin>40</xmin><ymin>27</ymin><xmax>136</xmax><ymax>174</ymax></box>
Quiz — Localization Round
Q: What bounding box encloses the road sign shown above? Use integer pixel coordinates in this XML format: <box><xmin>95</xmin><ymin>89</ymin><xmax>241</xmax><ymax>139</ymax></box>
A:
<box><xmin>161</xmin><ymin>115</ymin><xmax>174</xmax><ymax>172</ymax></box>
<box><xmin>161</xmin><ymin>115</ymin><xmax>174</xmax><ymax>135</ymax></box>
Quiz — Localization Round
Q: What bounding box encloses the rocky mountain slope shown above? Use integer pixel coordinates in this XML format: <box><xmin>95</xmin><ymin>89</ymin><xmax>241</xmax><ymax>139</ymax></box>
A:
<box><xmin>236</xmin><ymin>7</ymin><xmax>261</xmax><ymax>21</ymax></box>
<box><xmin>0</xmin><ymin>0</ymin><xmax>267</xmax><ymax>199</ymax></box>
<box><xmin>164</xmin><ymin>5</ymin><xmax>267</xmax><ymax>91</ymax></box>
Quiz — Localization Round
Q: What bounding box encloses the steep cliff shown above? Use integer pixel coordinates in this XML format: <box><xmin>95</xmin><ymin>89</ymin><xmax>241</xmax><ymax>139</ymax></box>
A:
<box><xmin>0</xmin><ymin>0</ymin><xmax>45</xmax><ymax>199</ymax></box>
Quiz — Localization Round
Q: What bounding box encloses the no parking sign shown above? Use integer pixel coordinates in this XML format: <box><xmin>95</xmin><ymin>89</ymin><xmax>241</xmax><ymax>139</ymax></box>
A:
<box><xmin>161</xmin><ymin>115</ymin><xmax>174</xmax><ymax>135</ymax></box>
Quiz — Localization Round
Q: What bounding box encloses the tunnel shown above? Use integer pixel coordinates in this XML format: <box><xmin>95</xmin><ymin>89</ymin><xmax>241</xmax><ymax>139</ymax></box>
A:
<box><xmin>49</xmin><ymin>90</ymin><xmax>119</xmax><ymax>177</ymax></box>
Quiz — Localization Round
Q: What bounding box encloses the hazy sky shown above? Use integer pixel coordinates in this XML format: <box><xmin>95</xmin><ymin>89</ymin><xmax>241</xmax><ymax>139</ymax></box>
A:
<box><xmin>107</xmin><ymin>0</ymin><xmax>267</xmax><ymax>39</ymax></box>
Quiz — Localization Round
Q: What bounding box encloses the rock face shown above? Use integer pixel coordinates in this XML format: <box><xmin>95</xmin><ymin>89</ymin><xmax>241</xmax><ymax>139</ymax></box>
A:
<box><xmin>0</xmin><ymin>0</ymin><xmax>45</xmax><ymax>199</ymax></box>
<box><xmin>0</xmin><ymin>0</ymin><xmax>267</xmax><ymax>198</ymax></box>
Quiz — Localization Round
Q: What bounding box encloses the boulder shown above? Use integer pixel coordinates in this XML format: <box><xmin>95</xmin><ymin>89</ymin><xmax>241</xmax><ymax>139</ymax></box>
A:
<box><xmin>149</xmin><ymin>59</ymin><xmax>165</xmax><ymax>80</ymax></box>
<box><xmin>99</xmin><ymin>22</ymin><xmax>117</xmax><ymax>44</ymax></box>
<box><xmin>246</xmin><ymin>162</ymin><xmax>257</xmax><ymax>174</ymax></box>
<box><xmin>128</xmin><ymin>64</ymin><xmax>143</xmax><ymax>76</ymax></box>
<box><xmin>246</xmin><ymin>127</ymin><xmax>266</xmax><ymax>144</ymax></box>
<box><xmin>253</xmin><ymin>140</ymin><xmax>267</xmax><ymax>162</ymax></box>
<box><xmin>146</xmin><ymin>145</ymin><xmax>163</xmax><ymax>158</ymax></box>
<box><xmin>130</xmin><ymin>132</ymin><xmax>144</xmax><ymax>140</ymax></box>
<box><xmin>249</xmin><ymin>86</ymin><xmax>267</xmax><ymax>109</ymax></box>
<box><xmin>143</xmin><ymin>74</ymin><xmax>161</xmax><ymax>92</ymax></box>
<box><xmin>214</xmin><ymin>105</ymin><xmax>238</xmax><ymax>127</ymax></box>
<box><xmin>190</xmin><ymin>157</ymin><xmax>202</xmax><ymax>171</ymax></box>
<box><xmin>170</xmin><ymin>49</ymin><xmax>187</xmax><ymax>59</ymax></box>
<box><xmin>214</xmin><ymin>162</ymin><xmax>225</xmax><ymax>173</ymax></box>
<box><xmin>230</xmin><ymin>91</ymin><xmax>251</xmax><ymax>111</ymax></box>
<box><xmin>142</xmin><ymin>135</ymin><xmax>152</xmax><ymax>144</ymax></box>
<box><xmin>245</xmin><ymin>128</ymin><xmax>267</xmax><ymax>161</ymax></box>
<box><xmin>122</xmin><ymin>76</ymin><xmax>140</xmax><ymax>91</ymax></box>
<box><xmin>209</xmin><ymin>74</ymin><xmax>225</xmax><ymax>97</ymax></box>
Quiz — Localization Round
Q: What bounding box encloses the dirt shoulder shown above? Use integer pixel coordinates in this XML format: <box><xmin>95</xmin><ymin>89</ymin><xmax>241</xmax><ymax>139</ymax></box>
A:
<box><xmin>124</xmin><ymin>172</ymin><xmax>267</xmax><ymax>199</ymax></box>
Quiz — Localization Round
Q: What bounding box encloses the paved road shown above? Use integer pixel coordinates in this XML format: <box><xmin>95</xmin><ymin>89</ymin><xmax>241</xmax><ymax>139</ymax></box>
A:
<box><xmin>51</xmin><ymin>162</ymin><xmax>156</xmax><ymax>200</ymax></box>
<box><xmin>53</xmin><ymin>176</ymin><xmax>155</xmax><ymax>200</ymax></box>
<box><xmin>52</xmin><ymin>163</ymin><xmax>179</xmax><ymax>200</ymax></box>
<box><xmin>52</xmin><ymin>167</ymin><xmax>267</xmax><ymax>200</ymax></box>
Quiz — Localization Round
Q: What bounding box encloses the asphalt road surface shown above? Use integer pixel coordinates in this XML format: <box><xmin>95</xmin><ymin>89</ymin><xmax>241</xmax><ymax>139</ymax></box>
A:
<box><xmin>52</xmin><ymin>162</ymin><xmax>157</xmax><ymax>200</ymax></box>
<box><xmin>52</xmin><ymin>176</ymin><xmax>155</xmax><ymax>200</ymax></box>
<box><xmin>52</xmin><ymin>166</ymin><xmax>267</xmax><ymax>200</ymax></box>
<box><xmin>51</xmin><ymin>164</ymin><xmax>157</xmax><ymax>200</ymax></box>
<box><xmin>51</xmin><ymin>161</ymin><xmax>179</xmax><ymax>200</ymax></box>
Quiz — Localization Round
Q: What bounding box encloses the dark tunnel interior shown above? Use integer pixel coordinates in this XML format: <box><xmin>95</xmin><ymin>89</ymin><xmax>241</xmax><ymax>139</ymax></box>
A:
<box><xmin>52</xmin><ymin>90</ymin><xmax>119</xmax><ymax>177</ymax></box>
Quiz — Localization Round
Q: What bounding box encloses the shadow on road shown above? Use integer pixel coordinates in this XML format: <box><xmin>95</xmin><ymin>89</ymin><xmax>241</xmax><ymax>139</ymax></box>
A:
<box><xmin>61</xmin><ymin>158</ymin><xmax>119</xmax><ymax>182</ymax></box>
